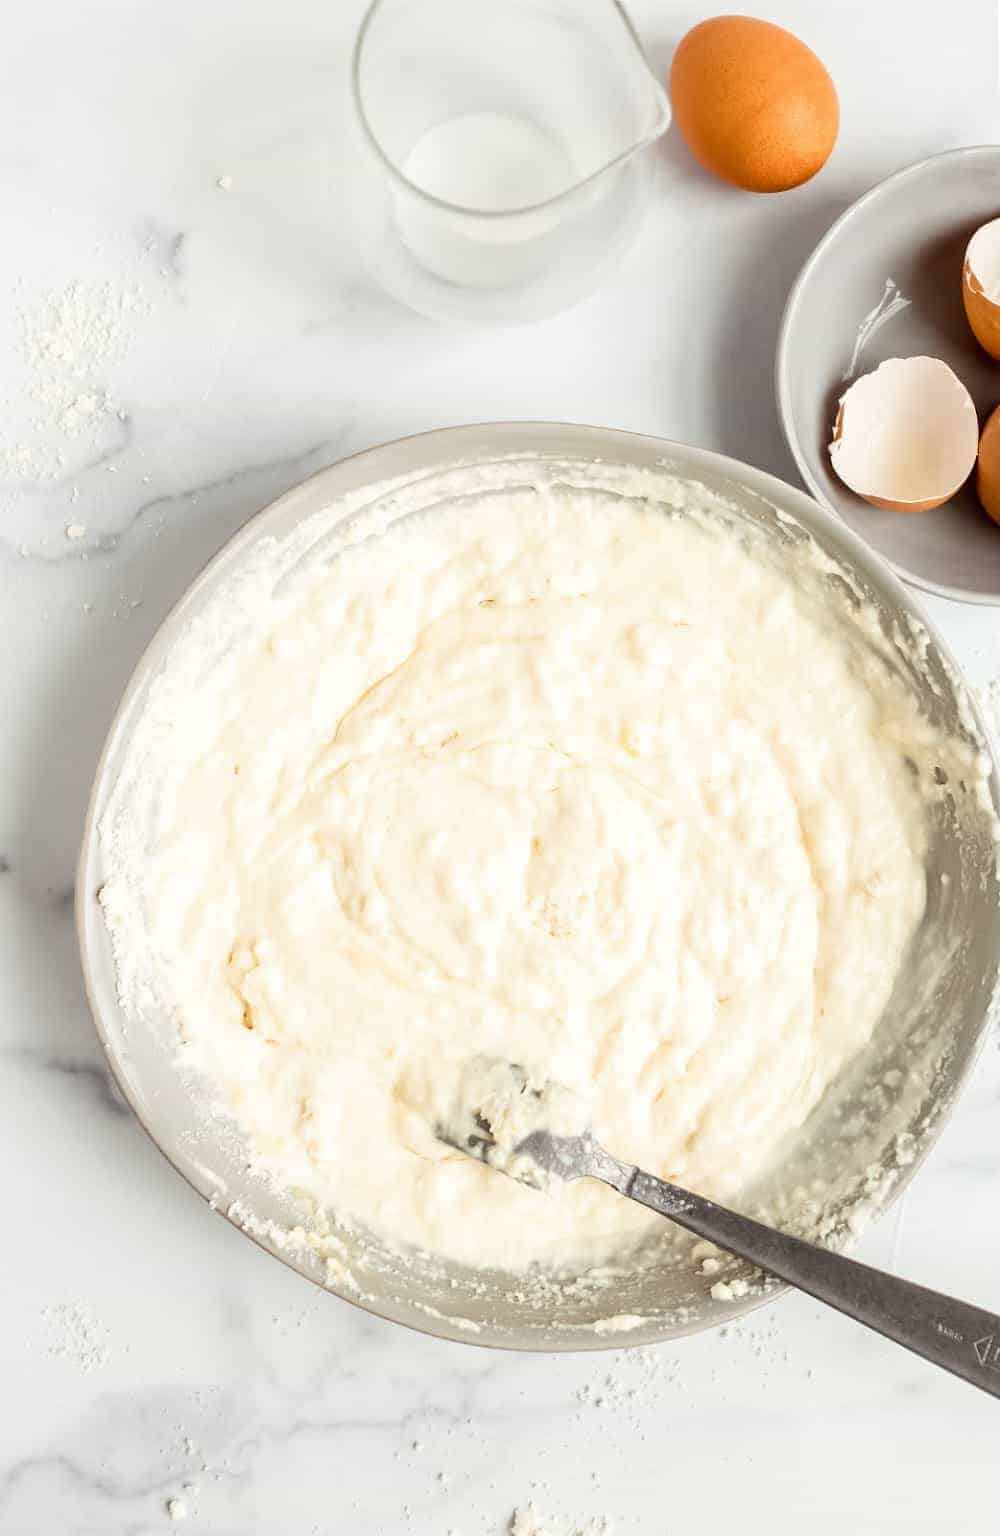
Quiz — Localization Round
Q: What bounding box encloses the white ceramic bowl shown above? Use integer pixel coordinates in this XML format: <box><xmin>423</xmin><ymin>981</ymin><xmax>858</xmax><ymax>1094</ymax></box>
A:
<box><xmin>78</xmin><ymin>424</ymin><xmax>1000</xmax><ymax>1349</ymax></box>
<box><xmin>777</xmin><ymin>146</ymin><xmax>1000</xmax><ymax>605</ymax></box>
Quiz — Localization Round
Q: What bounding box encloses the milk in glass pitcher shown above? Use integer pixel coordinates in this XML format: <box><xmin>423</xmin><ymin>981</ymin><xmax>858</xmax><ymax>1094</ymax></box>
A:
<box><xmin>349</xmin><ymin>0</ymin><xmax>671</xmax><ymax>323</ymax></box>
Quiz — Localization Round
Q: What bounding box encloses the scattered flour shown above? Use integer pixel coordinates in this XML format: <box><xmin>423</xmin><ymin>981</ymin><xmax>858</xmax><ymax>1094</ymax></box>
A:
<box><xmin>41</xmin><ymin>1301</ymin><xmax>110</xmax><ymax>1374</ymax></box>
<box><xmin>20</xmin><ymin>280</ymin><xmax>139</xmax><ymax>382</ymax></box>
<box><xmin>511</xmin><ymin>1506</ymin><xmax>612</xmax><ymax>1536</ymax></box>
<box><xmin>165</xmin><ymin>1496</ymin><xmax>188</xmax><ymax>1521</ymax></box>
<box><xmin>1</xmin><ymin>277</ymin><xmax>149</xmax><ymax>481</ymax></box>
<box><xmin>569</xmin><ymin>1316</ymin><xmax>806</xmax><ymax>1431</ymax></box>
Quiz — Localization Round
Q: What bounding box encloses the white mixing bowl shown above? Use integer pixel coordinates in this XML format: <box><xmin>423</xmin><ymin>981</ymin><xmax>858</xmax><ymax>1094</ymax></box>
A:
<box><xmin>77</xmin><ymin>424</ymin><xmax>1000</xmax><ymax>1349</ymax></box>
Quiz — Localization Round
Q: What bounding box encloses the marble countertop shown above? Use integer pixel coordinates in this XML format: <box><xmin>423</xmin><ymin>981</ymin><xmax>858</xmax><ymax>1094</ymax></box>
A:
<box><xmin>2</xmin><ymin>1</ymin><xmax>999</xmax><ymax>1531</ymax></box>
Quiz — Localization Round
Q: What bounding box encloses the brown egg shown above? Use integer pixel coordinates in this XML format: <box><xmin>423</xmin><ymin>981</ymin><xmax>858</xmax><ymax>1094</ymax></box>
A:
<box><xmin>669</xmin><ymin>16</ymin><xmax>839</xmax><ymax>193</ymax></box>
<box><xmin>976</xmin><ymin>404</ymin><xmax>1000</xmax><ymax>525</ymax></box>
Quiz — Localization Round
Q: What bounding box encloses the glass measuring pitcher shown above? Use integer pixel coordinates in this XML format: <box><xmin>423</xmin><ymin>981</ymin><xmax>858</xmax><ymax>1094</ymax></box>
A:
<box><xmin>348</xmin><ymin>0</ymin><xmax>671</xmax><ymax>324</ymax></box>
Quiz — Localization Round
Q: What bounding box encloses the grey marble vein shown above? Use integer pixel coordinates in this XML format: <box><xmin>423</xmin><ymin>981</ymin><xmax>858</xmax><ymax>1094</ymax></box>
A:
<box><xmin>120</xmin><ymin>434</ymin><xmax>341</xmax><ymax>539</ymax></box>
<box><xmin>0</xmin><ymin>417</ymin><xmax>135</xmax><ymax>511</ymax></box>
<box><xmin>0</xmin><ymin>1443</ymin><xmax>213</xmax><ymax>1533</ymax></box>
<box><xmin>9</xmin><ymin>1045</ymin><xmax>128</xmax><ymax>1117</ymax></box>
<box><xmin>0</xmin><ymin>865</ymin><xmax>77</xmax><ymax>914</ymax></box>
<box><xmin>1</xmin><ymin>433</ymin><xmax>343</xmax><ymax>575</ymax></box>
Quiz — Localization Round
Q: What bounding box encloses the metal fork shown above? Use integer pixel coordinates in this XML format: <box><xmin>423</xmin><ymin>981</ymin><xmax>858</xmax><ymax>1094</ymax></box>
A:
<box><xmin>438</xmin><ymin>1059</ymin><xmax>1000</xmax><ymax>1398</ymax></box>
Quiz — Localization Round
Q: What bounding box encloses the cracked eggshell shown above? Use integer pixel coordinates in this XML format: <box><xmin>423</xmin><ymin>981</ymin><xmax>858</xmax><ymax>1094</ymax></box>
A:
<box><xmin>976</xmin><ymin>403</ymin><xmax>1000</xmax><ymax>525</ymax></box>
<box><xmin>963</xmin><ymin>217</ymin><xmax>1000</xmax><ymax>360</ymax></box>
<box><xmin>830</xmin><ymin>357</ymin><xmax>978</xmax><ymax>513</ymax></box>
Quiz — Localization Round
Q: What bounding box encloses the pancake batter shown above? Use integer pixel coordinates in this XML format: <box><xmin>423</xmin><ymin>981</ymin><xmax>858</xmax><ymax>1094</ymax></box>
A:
<box><xmin>100</xmin><ymin>468</ymin><xmax>935</xmax><ymax>1272</ymax></box>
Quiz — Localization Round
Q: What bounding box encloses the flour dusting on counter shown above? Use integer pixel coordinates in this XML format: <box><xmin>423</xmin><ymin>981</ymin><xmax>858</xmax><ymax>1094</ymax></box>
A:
<box><xmin>40</xmin><ymin>1301</ymin><xmax>111</xmax><ymax>1374</ymax></box>
<box><xmin>511</xmin><ymin>1505</ymin><xmax>612</xmax><ymax>1536</ymax></box>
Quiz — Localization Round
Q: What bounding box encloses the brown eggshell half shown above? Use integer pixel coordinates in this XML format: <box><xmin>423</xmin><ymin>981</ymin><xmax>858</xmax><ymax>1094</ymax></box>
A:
<box><xmin>832</xmin><ymin>405</ymin><xmax>947</xmax><ymax>512</ymax></box>
<box><xmin>829</xmin><ymin>357</ymin><xmax>979</xmax><ymax>513</ymax></box>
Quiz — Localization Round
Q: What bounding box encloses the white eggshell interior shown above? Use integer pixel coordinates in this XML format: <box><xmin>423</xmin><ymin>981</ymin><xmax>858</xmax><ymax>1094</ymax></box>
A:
<box><xmin>966</xmin><ymin>217</ymin><xmax>1000</xmax><ymax>301</ymax></box>
<box><xmin>830</xmin><ymin>356</ymin><xmax>978</xmax><ymax>505</ymax></box>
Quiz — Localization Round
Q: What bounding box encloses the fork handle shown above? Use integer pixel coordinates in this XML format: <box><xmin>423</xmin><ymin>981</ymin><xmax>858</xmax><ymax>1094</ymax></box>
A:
<box><xmin>626</xmin><ymin>1168</ymin><xmax>1000</xmax><ymax>1400</ymax></box>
